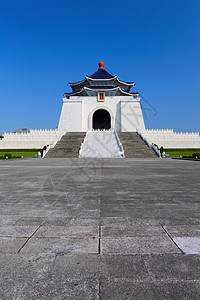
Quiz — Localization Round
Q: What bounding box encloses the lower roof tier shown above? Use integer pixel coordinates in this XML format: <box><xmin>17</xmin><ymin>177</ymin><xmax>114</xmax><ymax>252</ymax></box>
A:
<box><xmin>64</xmin><ymin>86</ymin><xmax>139</xmax><ymax>98</ymax></box>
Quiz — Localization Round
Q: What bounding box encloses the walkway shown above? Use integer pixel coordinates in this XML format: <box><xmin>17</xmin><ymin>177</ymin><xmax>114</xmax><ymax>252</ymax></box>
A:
<box><xmin>80</xmin><ymin>131</ymin><xmax>123</xmax><ymax>158</ymax></box>
<box><xmin>0</xmin><ymin>158</ymin><xmax>200</xmax><ymax>299</ymax></box>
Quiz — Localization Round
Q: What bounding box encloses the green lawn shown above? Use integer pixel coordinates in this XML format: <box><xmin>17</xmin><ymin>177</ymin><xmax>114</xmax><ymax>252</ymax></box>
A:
<box><xmin>164</xmin><ymin>148</ymin><xmax>200</xmax><ymax>158</ymax></box>
<box><xmin>0</xmin><ymin>149</ymin><xmax>41</xmax><ymax>159</ymax></box>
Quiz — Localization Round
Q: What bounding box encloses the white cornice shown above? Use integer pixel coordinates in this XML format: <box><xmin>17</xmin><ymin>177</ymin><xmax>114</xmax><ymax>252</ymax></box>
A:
<box><xmin>68</xmin><ymin>76</ymin><xmax>135</xmax><ymax>87</ymax></box>
<box><xmin>65</xmin><ymin>86</ymin><xmax>138</xmax><ymax>97</ymax></box>
<box><xmin>85</xmin><ymin>75</ymin><xmax>117</xmax><ymax>81</ymax></box>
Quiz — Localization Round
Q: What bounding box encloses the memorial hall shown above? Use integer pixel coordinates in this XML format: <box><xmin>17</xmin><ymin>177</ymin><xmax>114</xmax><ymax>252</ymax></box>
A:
<box><xmin>1</xmin><ymin>62</ymin><xmax>200</xmax><ymax>158</ymax></box>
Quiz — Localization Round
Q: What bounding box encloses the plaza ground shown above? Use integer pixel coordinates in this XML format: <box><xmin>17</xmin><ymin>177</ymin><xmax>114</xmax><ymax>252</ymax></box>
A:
<box><xmin>0</xmin><ymin>158</ymin><xmax>200</xmax><ymax>299</ymax></box>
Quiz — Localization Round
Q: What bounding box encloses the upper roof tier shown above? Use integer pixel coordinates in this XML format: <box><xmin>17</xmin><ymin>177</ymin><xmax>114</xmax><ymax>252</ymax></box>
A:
<box><xmin>89</xmin><ymin>62</ymin><xmax>115</xmax><ymax>79</ymax></box>
<box><xmin>65</xmin><ymin>62</ymin><xmax>138</xmax><ymax>98</ymax></box>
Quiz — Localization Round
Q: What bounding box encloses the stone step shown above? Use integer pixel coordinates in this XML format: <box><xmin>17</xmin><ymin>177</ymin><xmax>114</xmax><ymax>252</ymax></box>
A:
<box><xmin>45</xmin><ymin>132</ymin><xmax>86</xmax><ymax>158</ymax></box>
<box><xmin>118</xmin><ymin>132</ymin><xmax>158</xmax><ymax>158</ymax></box>
<box><xmin>55</xmin><ymin>144</ymin><xmax>82</xmax><ymax>148</ymax></box>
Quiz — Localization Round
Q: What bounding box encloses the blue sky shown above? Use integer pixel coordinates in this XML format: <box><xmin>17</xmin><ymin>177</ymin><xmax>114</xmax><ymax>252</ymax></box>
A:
<box><xmin>0</xmin><ymin>0</ymin><xmax>200</xmax><ymax>133</ymax></box>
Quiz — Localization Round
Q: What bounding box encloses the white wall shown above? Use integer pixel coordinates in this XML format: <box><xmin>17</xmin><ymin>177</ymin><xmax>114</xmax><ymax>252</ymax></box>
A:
<box><xmin>140</xmin><ymin>129</ymin><xmax>200</xmax><ymax>148</ymax></box>
<box><xmin>121</xmin><ymin>100</ymin><xmax>145</xmax><ymax>132</ymax></box>
<box><xmin>82</xmin><ymin>96</ymin><xmax>117</xmax><ymax>131</ymax></box>
<box><xmin>58</xmin><ymin>99</ymin><xmax>82</xmax><ymax>131</ymax></box>
<box><xmin>58</xmin><ymin>95</ymin><xmax>145</xmax><ymax>132</ymax></box>
<box><xmin>0</xmin><ymin>130</ymin><xmax>65</xmax><ymax>149</ymax></box>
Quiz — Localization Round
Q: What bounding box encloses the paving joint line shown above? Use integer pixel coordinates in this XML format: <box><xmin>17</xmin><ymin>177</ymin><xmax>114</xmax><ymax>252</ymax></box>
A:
<box><xmin>98</xmin><ymin>278</ymin><xmax>101</xmax><ymax>300</ymax></box>
<box><xmin>142</xmin><ymin>256</ymin><xmax>156</xmax><ymax>281</ymax></box>
<box><xmin>159</xmin><ymin>223</ymin><xmax>184</xmax><ymax>254</ymax></box>
<box><xmin>17</xmin><ymin>225</ymin><xmax>42</xmax><ymax>254</ymax></box>
<box><xmin>98</xmin><ymin>226</ymin><xmax>101</xmax><ymax>255</ymax></box>
<box><xmin>28</xmin><ymin>236</ymin><xmax>98</xmax><ymax>240</ymax></box>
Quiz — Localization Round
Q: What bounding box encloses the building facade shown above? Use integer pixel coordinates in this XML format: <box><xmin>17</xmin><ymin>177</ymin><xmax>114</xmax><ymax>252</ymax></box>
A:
<box><xmin>1</xmin><ymin>62</ymin><xmax>200</xmax><ymax>150</ymax></box>
<box><xmin>58</xmin><ymin>62</ymin><xmax>145</xmax><ymax>132</ymax></box>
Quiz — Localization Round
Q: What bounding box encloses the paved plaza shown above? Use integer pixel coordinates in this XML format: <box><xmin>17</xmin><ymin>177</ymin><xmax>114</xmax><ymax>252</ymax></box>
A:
<box><xmin>0</xmin><ymin>158</ymin><xmax>200</xmax><ymax>299</ymax></box>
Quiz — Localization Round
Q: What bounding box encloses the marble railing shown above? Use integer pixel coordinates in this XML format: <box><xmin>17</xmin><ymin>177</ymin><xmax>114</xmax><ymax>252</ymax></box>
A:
<box><xmin>0</xmin><ymin>129</ymin><xmax>65</xmax><ymax>149</ymax></box>
<box><xmin>139</xmin><ymin>129</ymin><xmax>200</xmax><ymax>148</ymax></box>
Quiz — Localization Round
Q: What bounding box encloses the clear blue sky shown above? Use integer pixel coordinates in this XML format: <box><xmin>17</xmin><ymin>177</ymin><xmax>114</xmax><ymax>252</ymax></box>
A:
<box><xmin>0</xmin><ymin>0</ymin><xmax>200</xmax><ymax>133</ymax></box>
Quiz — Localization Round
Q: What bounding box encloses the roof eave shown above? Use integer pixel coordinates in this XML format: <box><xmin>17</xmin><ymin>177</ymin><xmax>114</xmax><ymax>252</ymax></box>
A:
<box><xmin>64</xmin><ymin>87</ymin><xmax>139</xmax><ymax>97</ymax></box>
<box><xmin>68</xmin><ymin>77</ymin><xmax>87</xmax><ymax>87</ymax></box>
<box><xmin>117</xmin><ymin>77</ymin><xmax>135</xmax><ymax>86</ymax></box>
<box><xmin>68</xmin><ymin>76</ymin><xmax>135</xmax><ymax>87</ymax></box>
<box><xmin>85</xmin><ymin>75</ymin><xmax>117</xmax><ymax>81</ymax></box>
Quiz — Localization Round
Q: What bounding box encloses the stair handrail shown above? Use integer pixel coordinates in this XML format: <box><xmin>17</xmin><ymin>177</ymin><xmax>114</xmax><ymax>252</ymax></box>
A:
<box><xmin>42</xmin><ymin>144</ymin><xmax>52</xmax><ymax>158</ymax></box>
<box><xmin>137</xmin><ymin>131</ymin><xmax>160</xmax><ymax>157</ymax></box>
<box><xmin>114</xmin><ymin>130</ymin><xmax>125</xmax><ymax>158</ymax></box>
<box><xmin>42</xmin><ymin>132</ymin><xmax>66</xmax><ymax>158</ymax></box>
<box><xmin>79</xmin><ymin>132</ymin><xmax>88</xmax><ymax>157</ymax></box>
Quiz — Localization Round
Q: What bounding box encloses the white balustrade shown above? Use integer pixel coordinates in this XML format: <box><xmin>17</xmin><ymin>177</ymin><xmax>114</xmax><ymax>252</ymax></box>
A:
<box><xmin>0</xmin><ymin>129</ymin><xmax>65</xmax><ymax>149</ymax></box>
<box><xmin>139</xmin><ymin>129</ymin><xmax>200</xmax><ymax>148</ymax></box>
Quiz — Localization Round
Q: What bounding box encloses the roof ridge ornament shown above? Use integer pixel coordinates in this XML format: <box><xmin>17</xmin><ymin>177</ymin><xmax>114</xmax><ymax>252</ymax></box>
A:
<box><xmin>98</xmin><ymin>61</ymin><xmax>104</xmax><ymax>70</ymax></box>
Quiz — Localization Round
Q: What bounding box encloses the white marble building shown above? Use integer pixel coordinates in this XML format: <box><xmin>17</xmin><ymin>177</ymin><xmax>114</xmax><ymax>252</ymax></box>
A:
<box><xmin>58</xmin><ymin>61</ymin><xmax>145</xmax><ymax>132</ymax></box>
<box><xmin>0</xmin><ymin>62</ymin><xmax>200</xmax><ymax>149</ymax></box>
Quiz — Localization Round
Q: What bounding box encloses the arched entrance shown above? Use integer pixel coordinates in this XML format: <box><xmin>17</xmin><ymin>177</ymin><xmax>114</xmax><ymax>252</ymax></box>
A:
<box><xmin>92</xmin><ymin>109</ymin><xmax>111</xmax><ymax>130</ymax></box>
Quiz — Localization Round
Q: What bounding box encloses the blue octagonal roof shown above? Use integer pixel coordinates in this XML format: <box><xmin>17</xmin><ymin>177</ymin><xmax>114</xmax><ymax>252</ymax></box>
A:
<box><xmin>88</xmin><ymin>68</ymin><xmax>114</xmax><ymax>79</ymax></box>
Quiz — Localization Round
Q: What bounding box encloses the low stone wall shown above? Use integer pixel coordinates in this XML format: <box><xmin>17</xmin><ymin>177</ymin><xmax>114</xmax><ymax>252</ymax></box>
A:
<box><xmin>140</xmin><ymin>129</ymin><xmax>200</xmax><ymax>149</ymax></box>
<box><xmin>1</xmin><ymin>128</ymin><xmax>200</xmax><ymax>150</ymax></box>
<box><xmin>0</xmin><ymin>129</ymin><xmax>65</xmax><ymax>149</ymax></box>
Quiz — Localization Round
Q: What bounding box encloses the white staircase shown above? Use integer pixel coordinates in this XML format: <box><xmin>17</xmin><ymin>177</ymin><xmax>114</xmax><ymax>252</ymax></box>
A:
<box><xmin>79</xmin><ymin>130</ymin><xmax>124</xmax><ymax>158</ymax></box>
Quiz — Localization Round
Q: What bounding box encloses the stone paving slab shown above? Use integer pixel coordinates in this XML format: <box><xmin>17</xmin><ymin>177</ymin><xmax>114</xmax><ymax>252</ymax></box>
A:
<box><xmin>0</xmin><ymin>225</ymin><xmax>38</xmax><ymax>237</ymax></box>
<box><xmin>163</xmin><ymin>225</ymin><xmax>200</xmax><ymax>254</ymax></box>
<box><xmin>0</xmin><ymin>237</ymin><xmax>27</xmax><ymax>253</ymax></box>
<box><xmin>173</xmin><ymin>237</ymin><xmax>200</xmax><ymax>254</ymax></box>
<box><xmin>0</xmin><ymin>158</ymin><xmax>200</xmax><ymax>299</ymax></box>
<box><xmin>164</xmin><ymin>225</ymin><xmax>200</xmax><ymax>237</ymax></box>
<box><xmin>13</xmin><ymin>216</ymin><xmax>47</xmax><ymax>226</ymax></box>
<box><xmin>143</xmin><ymin>254</ymin><xmax>200</xmax><ymax>280</ymax></box>
<box><xmin>100</xmin><ymin>279</ymin><xmax>200</xmax><ymax>300</ymax></box>
<box><xmin>100</xmin><ymin>255</ymin><xmax>150</xmax><ymax>280</ymax></box>
<box><xmin>157</xmin><ymin>216</ymin><xmax>200</xmax><ymax>226</ymax></box>
<box><xmin>0</xmin><ymin>215</ymin><xmax>21</xmax><ymax>225</ymax></box>
<box><xmin>47</xmin><ymin>254</ymin><xmax>101</xmax><ymax>280</ymax></box>
<box><xmin>0</xmin><ymin>277</ymin><xmax>99</xmax><ymax>300</ymax></box>
<box><xmin>101</xmin><ymin>236</ymin><xmax>181</xmax><ymax>255</ymax></box>
<box><xmin>34</xmin><ymin>225</ymin><xmax>98</xmax><ymax>238</ymax></box>
<box><xmin>20</xmin><ymin>236</ymin><xmax>99</xmax><ymax>254</ymax></box>
<box><xmin>69</xmin><ymin>218</ymin><xmax>99</xmax><ymax>226</ymax></box>
<box><xmin>44</xmin><ymin>254</ymin><xmax>151</xmax><ymax>281</ymax></box>
<box><xmin>102</xmin><ymin>225</ymin><xmax>165</xmax><ymax>238</ymax></box>
<box><xmin>0</xmin><ymin>253</ymin><xmax>55</xmax><ymax>282</ymax></box>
